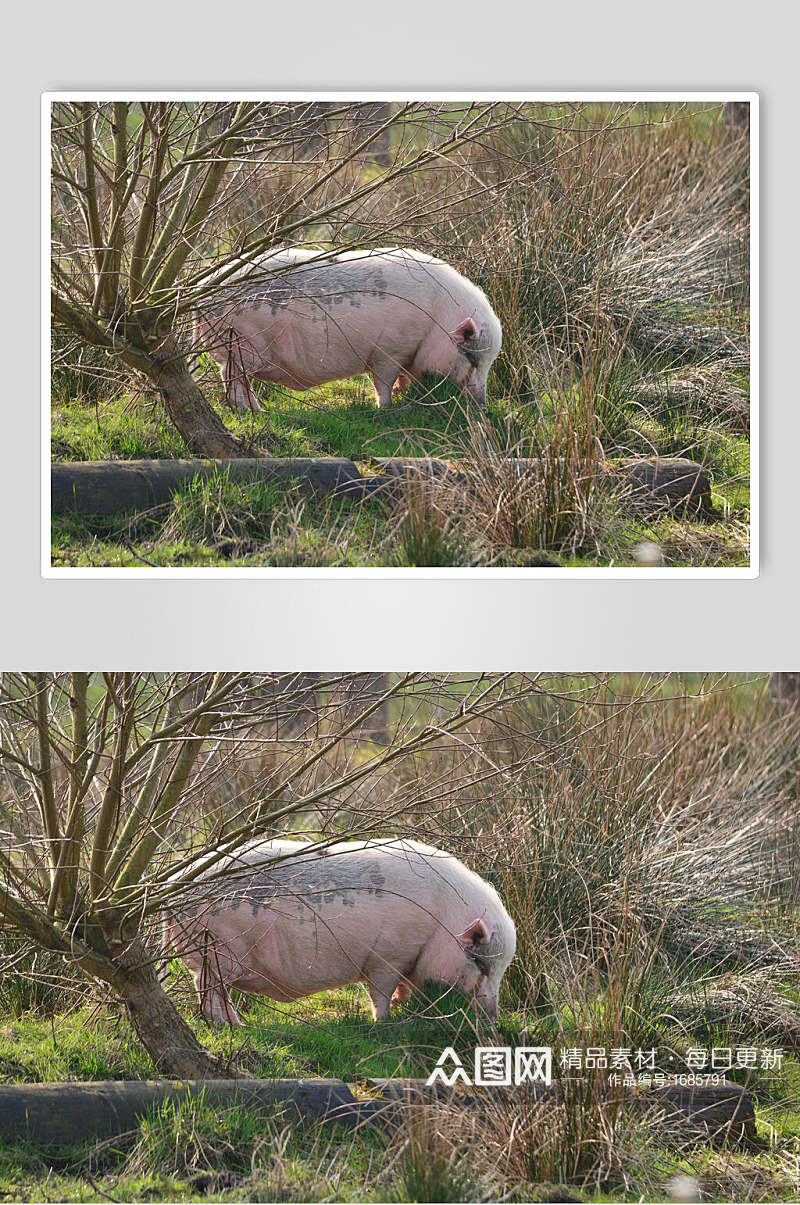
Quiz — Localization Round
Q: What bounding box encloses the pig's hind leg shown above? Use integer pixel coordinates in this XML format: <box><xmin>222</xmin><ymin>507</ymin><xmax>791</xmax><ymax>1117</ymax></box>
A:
<box><xmin>222</xmin><ymin>355</ymin><xmax>262</xmax><ymax>414</ymax></box>
<box><xmin>217</xmin><ymin>328</ymin><xmax>263</xmax><ymax>413</ymax></box>
<box><xmin>195</xmin><ymin>973</ymin><xmax>242</xmax><ymax>1027</ymax></box>
<box><xmin>194</xmin><ymin>950</ymin><xmax>242</xmax><ymax>1027</ymax></box>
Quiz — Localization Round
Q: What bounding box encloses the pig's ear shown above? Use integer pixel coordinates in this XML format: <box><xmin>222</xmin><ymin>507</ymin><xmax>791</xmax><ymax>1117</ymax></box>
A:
<box><xmin>454</xmin><ymin>318</ymin><xmax>481</xmax><ymax>344</ymax></box>
<box><xmin>458</xmin><ymin>918</ymin><xmax>492</xmax><ymax>949</ymax></box>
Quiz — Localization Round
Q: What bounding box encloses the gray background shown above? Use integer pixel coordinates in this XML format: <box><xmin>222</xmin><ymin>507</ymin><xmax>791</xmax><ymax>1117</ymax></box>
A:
<box><xmin>2</xmin><ymin>0</ymin><xmax>790</xmax><ymax>669</ymax></box>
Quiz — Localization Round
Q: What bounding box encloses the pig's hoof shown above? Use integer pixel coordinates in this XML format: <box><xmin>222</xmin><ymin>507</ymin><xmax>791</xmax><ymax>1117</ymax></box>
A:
<box><xmin>203</xmin><ymin>1002</ymin><xmax>242</xmax><ymax>1027</ymax></box>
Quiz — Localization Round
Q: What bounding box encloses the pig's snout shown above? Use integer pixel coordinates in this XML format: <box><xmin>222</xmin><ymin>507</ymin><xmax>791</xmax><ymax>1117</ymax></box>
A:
<box><xmin>464</xmin><ymin>380</ymin><xmax>487</xmax><ymax>410</ymax></box>
<box><xmin>475</xmin><ymin>988</ymin><xmax>499</xmax><ymax>1020</ymax></box>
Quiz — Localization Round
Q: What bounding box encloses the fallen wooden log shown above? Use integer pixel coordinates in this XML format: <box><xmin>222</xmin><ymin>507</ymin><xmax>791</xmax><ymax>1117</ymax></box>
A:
<box><xmin>366</xmin><ymin>1076</ymin><xmax>756</xmax><ymax>1145</ymax></box>
<box><xmin>0</xmin><ymin>1076</ymin><xmax>756</xmax><ymax>1148</ymax></box>
<box><xmin>50</xmin><ymin>455</ymin><xmax>712</xmax><ymax>518</ymax></box>
<box><xmin>641</xmin><ymin>1080</ymin><xmax>757</xmax><ymax>1146</ymax></box>
<box><xmin>612</xmin><ymin>457</ymin><xmax>713</xmax><ymax>513</ymax></box>
<box><xmin>369</xmin><ymin>456</ymin><xmax>461</xmax><ymax>480</ymax></box>
<box><xmin>0</xmin><ymin>1078</ymin><xmax>375</xmax><ymax>1146</ymax></box>
<box><xmin>365</xmin><ymin>455</ymin><xmax>712</xmax><ymax>513</ymax></box>
<box><xmin>51</xmin><ymin>458</ymin><xmax>363</xmax><ymax>517</ymax></box>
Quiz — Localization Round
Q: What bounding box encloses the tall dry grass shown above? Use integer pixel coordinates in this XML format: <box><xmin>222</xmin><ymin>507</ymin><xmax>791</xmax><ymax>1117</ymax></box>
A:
<box><xmin>482</xmin><ymin>679</ymin><xmax>798</xmax><ymax>1005</ymax></box>
<box><xmin>388</xmin><ymin>400</ymin><xmax>611</xmax><ymax>564</ymax></box>
<box><xmin>419</xmin><ymin>105</ymin><xmax>749</xmax><ymax>404</ymax></box>
<box><xmin>369</xmin><ymin>107</ymin><xmax>751</xmax><ymax>565</ymax></box>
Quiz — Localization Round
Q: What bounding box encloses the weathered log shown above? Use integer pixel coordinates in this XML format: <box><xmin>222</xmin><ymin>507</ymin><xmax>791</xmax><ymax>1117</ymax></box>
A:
<box><xmin>0</xmin><ymin>1078</ymin><xmax>374</xmax><ymax>1146</ymax></box>
<box><xmin>369</xmin><ymin>456</ymin><xmax>459</xmax><ymax>480</ymax></box>
<box><xmin>367</xmin><ymin>456</ymin><xmax>712</xmax><ymax>512</ymax></box>
<box><xmin>370</xmin><ymin>1076</ymin><xmax>755</xmax><ymax>1146</ymax></box>
<box><xmin>642</xmin><ymin>1080</ymin><xmax>757</xmax><ymax>1146</ymax></box>
<box><xmin>612</xmin><ymin>457</ymin><xmax>712</xmax><ymax>513</ymax></box>
<box><xmin>339</xmin><ymin>474</ymin><xmax>401</xmax><ymax>501</ymax></box>
<box><xmin>51</xmin><ymin>458</ymin><xmax>363</xmax><ymax>517</ymax></box>
<box><xmin>0</xmin><ymin>1075</ymin><xmax>756</xmax><ymax>1148</ymax></box>
<box><xmin>50</xmin><ymin>455</ymin><xmax>713</xmax><ymax>518</ymax></box>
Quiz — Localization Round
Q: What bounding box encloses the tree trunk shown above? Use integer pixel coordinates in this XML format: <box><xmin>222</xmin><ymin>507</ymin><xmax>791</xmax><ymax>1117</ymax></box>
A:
<box><xmin>346</xmin><ymin>673</ymin><xmax>391</xmax><ymax>742</ymax></box>
<box><xmin>146</xmin><ymin>335</ymin><xmax>253</xmax><ymax>459</ymax></box>
<box><xmin>357</xmin><ymin>103</ymin><xmax>392</xmax><ymax>166</ymax></box>
<box><xmin>722</xmin><ymin>102</ymin><xmax>750</xmax><ymax>136</ymax></box>
<box><xmin>111</xmin><ymin>939</ymin><xmax>230</xmax><ymax>1078</ymax></box>
<box><xmin>769</xmin><ymin>673</ymin><xmax>800</xmax><ymax>708</ymax></box>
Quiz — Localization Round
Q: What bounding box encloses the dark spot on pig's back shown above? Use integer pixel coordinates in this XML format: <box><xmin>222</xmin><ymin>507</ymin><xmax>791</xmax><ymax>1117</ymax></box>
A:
<box><xmin>222</xmin><ymin>261</ymin><xmax>393</xmax><ymax>322</ymax></box>
<box><xmin>188</xmin><ymin>857</ymin><xmax>393</xmax><ymax>919</ymax></box>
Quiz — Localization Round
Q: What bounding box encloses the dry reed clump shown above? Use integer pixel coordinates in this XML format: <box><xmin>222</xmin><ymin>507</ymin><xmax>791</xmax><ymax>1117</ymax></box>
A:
<box><xmin>484</xmin><ymin>1076</ymin><xmax>645</xmax><ymax>1197</ymax></box>
<box><xmin>457</xmin><ymin>406</ymin><xmax>609</xmax><ymax>557</ymax></box>
<box><xmin>386</xmin><ymin>404</ymin><xmax>615</xmax><ymax>565</ymax></box>
<box><xmin>689</xmin><ymin>1149</ymin><xmax>798</xmax><ymax>1204</ymax></box>
<box><xmin>667</xmin><ymin>971</ymin><xmax>800</xmax><ymax>1049</ymax></box>
<box><xmin>385</xmin><ymin>465</ymin><xmax>478</xmax><ymax>568</ymax></box>
<box><xmin>382</xmin><ymin>1077</ymin><xmax>650</xmax><ymax>1201</ymax></box>
<box><xmin>392</xmin><ymin>678</ymin><xmax>799</xmax><ymax>1200</ymax></box>
<box><xmin>654</xmin><ymin>517</ymin><xmax>750</xmax><ymax>568</ymax></box>
<box><xmin>384</xmin><ymin>1103</ymin><xmax>485</xmax><ymax>1202</ymax></box>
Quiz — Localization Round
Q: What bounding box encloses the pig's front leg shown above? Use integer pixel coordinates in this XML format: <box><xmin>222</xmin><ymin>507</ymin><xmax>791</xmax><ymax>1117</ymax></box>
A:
<box><xmin>371</xmin><ymin>361</ymin><xmax>401</xmax><ymax>409</ymax></box>
<box><xmin>365</xmin><ymin>970</ymin><xmax>401</xmax><ymax>1020</ymax></box>
<box><xmin>392</xmin><ymin>372</ymin><xmax>412</xmax><ymax>397</ymax></box>
<box><xmin>391</xmin><ymin>980</ymin><xmax>413</xmax><ymax>1007</ymax></box>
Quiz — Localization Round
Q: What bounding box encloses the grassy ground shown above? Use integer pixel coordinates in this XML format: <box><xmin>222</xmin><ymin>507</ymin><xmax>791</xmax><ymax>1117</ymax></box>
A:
<box><xmin>51</xmin><ymin>366</ymin><xmax>750</xmax><ymax>569</ymax></box>
<box><xmin>1</xmin><ymin>977</ymin><xmax>798</xmax><ymax>1203</ymax></box>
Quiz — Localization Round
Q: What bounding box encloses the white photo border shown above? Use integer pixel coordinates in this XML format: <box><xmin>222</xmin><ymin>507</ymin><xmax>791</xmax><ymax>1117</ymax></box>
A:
<box><xmin>42</xmin><ymin>91</ymin><xmax>759</xmax><ymax>579</ymax></box>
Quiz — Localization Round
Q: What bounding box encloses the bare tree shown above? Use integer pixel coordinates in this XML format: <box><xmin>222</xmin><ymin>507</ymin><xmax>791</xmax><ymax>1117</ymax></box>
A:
<box><xmin>50</xmin><ymin>101</ymin><xmax>523</xmax><ymax>455</ymax></box>
<box><xmin>0</xmin><ymin>672</ymin><xmax>541</xmax><ymax>1076</ymax></box>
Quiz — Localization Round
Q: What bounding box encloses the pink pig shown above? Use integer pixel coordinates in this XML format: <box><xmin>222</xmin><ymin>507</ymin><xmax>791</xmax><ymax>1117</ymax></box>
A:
<box><xmin>164</xmin><ymin>838</ymin><xmax>516</xmax><ymax>1025</ymax></box>
<box><xmin>195</xmin><ymin>248</ymin><xmax>502</xmax><ymax>412</ymax></box>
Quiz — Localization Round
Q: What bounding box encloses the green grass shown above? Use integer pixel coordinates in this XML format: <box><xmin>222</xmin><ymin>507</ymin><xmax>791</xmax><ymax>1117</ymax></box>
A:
<box><xmin>0</xmin><ymin>981</ymin><xmax>518</xmax><ymax>1084</ymax></box>
<box><xmin>50</xmin><ymin>96</ymin><xmax>750</xmax><ymax>570</ymax></box>
<box><xmin>51</xmin><ymin>375</ymin><xmax>487</xmax><ymax>464</ymax></box>
<box><xmin>0</xmin><ymin>1099</ymin><xmax>387</xmax><ymax>1203</ymax></box>
<box><xmin>51</xmin><ymin>366</ymin><xmax>751</xmax><ymax>569</ymax></box>
<box><xmin>1</xmin><ymin>984</ymin><xmax>798</xmax><ymax>1203</ymax></box>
